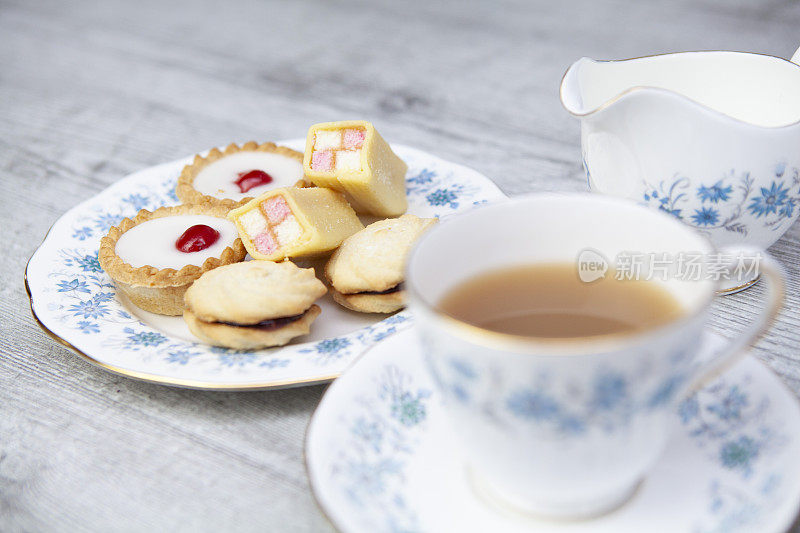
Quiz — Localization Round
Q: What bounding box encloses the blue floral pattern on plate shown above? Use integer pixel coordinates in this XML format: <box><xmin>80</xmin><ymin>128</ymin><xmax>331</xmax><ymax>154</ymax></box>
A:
<box><xmin>26</xmin><ymin>141</ymin><xmax>506</xmax><ymax>389</ymax></box>
<box><xmin>306</xmin><ymin>329</ymin><xmax>800</xmax><ymax>533</ymax></box>
<box><xmin>680</xmin><ymin>374</ymin><xmax>793</xmax><ymax>533</ymax></box>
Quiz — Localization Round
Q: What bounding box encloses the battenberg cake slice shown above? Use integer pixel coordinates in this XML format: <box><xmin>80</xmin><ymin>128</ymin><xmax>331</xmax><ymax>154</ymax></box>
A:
<box><xmin>303</xmin><ymin>120</ymin><xmax>408</xmax><ymax>217</ymax></box>
<box><xmin>227</xmin><ymin>186</ymin><xmax>364</xmax><ymax>261</ymax></box>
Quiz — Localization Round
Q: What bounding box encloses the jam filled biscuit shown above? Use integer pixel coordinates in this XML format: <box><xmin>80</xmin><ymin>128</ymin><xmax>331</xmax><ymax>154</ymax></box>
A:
<box><xmin>227</xmin><ymin>186</ymin><xmax>364</xmax><ymax>261</ymax></box>
<box><xmin>176</xmin><ymin>142</ymin><xmax>305</xmax><ymax>209</ymax></box>
<box><xmin>303</xmin><ymin>120</ymin><xmax>408</xmax><ymax>217</ymax></box>
<box><xmin>183</xmin><ymin>261</ymin><xmax>327</xmax><ymax>349</ymax></box>
<box><xmin>326</xmin><ymin>214</ymin><xmax>437</xmax><ymax>313</ymax></box>
<box><xmin>98</xmin><ymin>205</ymin><xmax>247</xmax><ymax>315</ymax></box>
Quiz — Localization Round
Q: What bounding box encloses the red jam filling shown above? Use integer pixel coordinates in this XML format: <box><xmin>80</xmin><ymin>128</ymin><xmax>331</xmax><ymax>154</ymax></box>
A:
<box><xmin>218</xmin><ymin>313</ymin><xmax>305</xmax><ymax>331</ymax></box>
<box><xmin>235</xmin><ymin>170</ymin><xmax>273</xmax><ymax>193</ymax></box>
<box><xmin>175</xmin><ymin>224</ymin><xmax>220</xmax><ymax>253</ymax></box>
<box><xmin>359</xmin><ymin>283</ymin><xmax>403</xmax><ymax>295</ymax></box>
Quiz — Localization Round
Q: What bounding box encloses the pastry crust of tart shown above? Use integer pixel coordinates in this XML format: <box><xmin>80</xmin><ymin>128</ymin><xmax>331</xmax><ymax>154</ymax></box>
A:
<box><xmin>176</xmin><ymin>141</ymin><xmax>305</xmax><ymax>209</ymax></box>
<box><xmin>184</xmin><ymin>305</ymin><xmax>321</xmax><ymax>349</ymax></box>
<box><xmin>98</xmin><ymin>204</ymin><xmax>246</xmax><ymax>315</ymax></box>
<box><xmin>331</xmin><ymin>289</ymin><xmax>405</xmax><ymax>314</ymax></box>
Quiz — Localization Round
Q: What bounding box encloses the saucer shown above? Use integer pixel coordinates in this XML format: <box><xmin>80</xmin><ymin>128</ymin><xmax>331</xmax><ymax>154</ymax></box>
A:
<box><xmin>305</xmin><ymin>328</ymin><xmax>800</xmax><ymax>532</ymax></box>
<box><xmin>25</xmin><ymin>140</ymin><xmax>506</xmax><ymax>390</ymax></box>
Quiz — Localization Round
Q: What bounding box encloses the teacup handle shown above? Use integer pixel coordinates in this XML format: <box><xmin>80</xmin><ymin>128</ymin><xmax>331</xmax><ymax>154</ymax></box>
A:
<box><xmin>791</xmin><ymin>46</ymin><xmax>800</xmax><ymax>65</ymax></box>
<box><xmin>685</xmin><ymin>247</ymin><xmax>785</xmax><ymax>393</ymax></box>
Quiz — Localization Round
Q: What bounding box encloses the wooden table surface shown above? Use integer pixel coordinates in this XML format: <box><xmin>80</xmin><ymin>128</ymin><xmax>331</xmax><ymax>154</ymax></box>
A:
<box><xmin>4</xmin><ymin>0</ymin><xmax>800</xmax><ymax>530</ymax></box>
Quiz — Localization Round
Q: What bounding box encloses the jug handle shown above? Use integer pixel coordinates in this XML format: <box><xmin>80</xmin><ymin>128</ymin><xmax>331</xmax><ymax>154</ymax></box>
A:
<box><xmin>791</xmin><ymin>45</ymin><xmax>800</xmax><ymax>65</ymax></box>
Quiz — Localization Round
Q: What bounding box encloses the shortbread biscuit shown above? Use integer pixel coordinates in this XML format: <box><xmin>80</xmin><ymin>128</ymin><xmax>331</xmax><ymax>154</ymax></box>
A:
<box><xmin>326</xmin><ymin>214</ymin><xmax>437</xmax><ymax>313</ymax></box>
<box><xmin>185</xmin><ymin>261</ymin><xmax>326</xmax><ymax>324</ymax></box>
<box><xmin>184</xmin><ymin>305</ymin><xmax>321</xmax><ymax>350</ymax></box>
<box><xmin>183</xmin><ymin>261</ymin><xmax>326</xmax><ymax>348</ymax></box>
<box><xmin>331</xmin><ymin>289</ymin><xmax>405</xmax><ymax>314</ymax></box>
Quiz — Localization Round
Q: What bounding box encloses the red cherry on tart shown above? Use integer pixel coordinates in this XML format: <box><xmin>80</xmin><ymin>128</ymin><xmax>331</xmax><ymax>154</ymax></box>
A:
<box><xmin>175</xmin><ymin>142</ymin><xmax>305</xmax><ymax>209</ymax></box>
<box><xmin>235</xmin><ymin>169</ymin><xmax>274</xmax><ymax>193</ymax></box>
<box><xmin>176</xmin><ymin>224</ymin><xmax>221</xmax><ymax>253</ymax></box>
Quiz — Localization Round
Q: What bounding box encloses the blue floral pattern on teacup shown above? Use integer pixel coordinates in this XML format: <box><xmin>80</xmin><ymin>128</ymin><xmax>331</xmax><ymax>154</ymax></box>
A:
<box><xmin>424</xmin><ymin>344</ymin><xmax>694</xmax><ymax>440</ymax></box>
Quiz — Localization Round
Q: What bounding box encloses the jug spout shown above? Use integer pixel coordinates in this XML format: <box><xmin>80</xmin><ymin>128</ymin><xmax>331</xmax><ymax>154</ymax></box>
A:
<box><xmin>560</xmin><ymin>57</ymin><xmax>631</xmax><ymax>117</ymax></box>
<box><xmin>559</xmin><ymin>57</ymin><xmax>597</xmax><ymax>116</ymax></box>
<box><xmin>792</xmin><ymin>45</ymin><xmax>800</xmax><ymax>66</ymax></box>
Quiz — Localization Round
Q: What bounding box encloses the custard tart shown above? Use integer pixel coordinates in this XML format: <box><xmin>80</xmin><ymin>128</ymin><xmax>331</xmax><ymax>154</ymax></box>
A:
<box><xmin>176</xmin><ymin>141</ymin><xmax>306</xmax><ymax>209</ymax></box>
<box><xmin>99</xmin><ymin>204</ymin><xmax>246</xmax><ymax>315</ymax></box>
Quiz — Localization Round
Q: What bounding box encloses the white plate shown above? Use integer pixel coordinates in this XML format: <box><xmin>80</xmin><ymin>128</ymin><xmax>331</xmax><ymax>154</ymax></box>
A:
<box><xmin>25</xmin><ymin>140</ymin><xmax>506</xmax><ymax>390</ymax></box>
<box><xmin>306</xmin><ymin>328</ymin><xmax>800</xmax><ymax>533</ymax></box>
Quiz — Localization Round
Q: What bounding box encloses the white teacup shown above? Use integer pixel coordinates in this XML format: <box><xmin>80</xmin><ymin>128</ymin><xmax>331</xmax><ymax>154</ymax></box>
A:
<box><xmin>406</xmin><ymin>193</ymin><xmax>784</xmax><ymax>518</ymax></box>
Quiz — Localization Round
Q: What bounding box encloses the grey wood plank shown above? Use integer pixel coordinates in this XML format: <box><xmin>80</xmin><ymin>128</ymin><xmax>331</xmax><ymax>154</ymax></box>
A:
<box><xmin>2</xmin><ymin>0</ymin><xmax>800</xmax><ymax>531</ymax></box>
